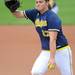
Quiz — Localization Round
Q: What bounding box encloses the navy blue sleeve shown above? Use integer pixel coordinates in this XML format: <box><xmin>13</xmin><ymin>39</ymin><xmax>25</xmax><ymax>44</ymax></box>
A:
<box><xmin>47</xmin><ymin>13</ymin><xmax>61</xmax><ymax>32</ymax></box>
<box><xmin>23</xmin><ymin>9</ymin><xmax>38</xmax><ymax>22</ymax></box>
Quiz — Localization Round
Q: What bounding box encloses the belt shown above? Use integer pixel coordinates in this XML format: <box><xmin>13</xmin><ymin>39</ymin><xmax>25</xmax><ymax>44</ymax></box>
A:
<box><xmin>57</xmin><ymin>44</ymin><xmax>68</xmax><ymax>49</ymax></box>
<box><xmin>43</xmin><ymin>45</ymin><xmax>69</xmax><ymax>52</ymax></box>
<box><xmin>57</xmin><ymin>45</ymin><xmax>69</xmax><ymax>51</ymax></box>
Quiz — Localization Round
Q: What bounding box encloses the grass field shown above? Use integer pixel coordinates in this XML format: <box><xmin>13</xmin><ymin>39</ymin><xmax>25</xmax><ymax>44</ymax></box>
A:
<box><xmin>0</xmin><ymin>0</ymin><xmax>75</xmax><ymax>25</ymax></box>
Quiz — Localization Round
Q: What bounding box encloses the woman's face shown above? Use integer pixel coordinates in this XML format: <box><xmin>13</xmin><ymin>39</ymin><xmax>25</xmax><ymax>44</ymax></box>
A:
<box><xmin>35</xmin><ymin>0</ymin><xmax>48</xmax><ymax>12</ymax></box>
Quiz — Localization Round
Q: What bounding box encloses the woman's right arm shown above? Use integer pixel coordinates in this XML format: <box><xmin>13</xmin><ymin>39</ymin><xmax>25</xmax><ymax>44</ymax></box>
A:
<box><xmin>5</xmin><ymin>0</ymin><xmax>27</xmax><ymax>18</ymax></box>
<box><xmin>12</xmin><ymin>10</ymin><xmax>27</xmax><ymax>18</ymax></box>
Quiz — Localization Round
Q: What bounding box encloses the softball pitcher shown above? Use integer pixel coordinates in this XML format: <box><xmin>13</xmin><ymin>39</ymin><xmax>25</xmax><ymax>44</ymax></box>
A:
<box><xmin>5</xmin><ymin>0</ymin><xmax>73</xmax><ymax>75</ymax></box>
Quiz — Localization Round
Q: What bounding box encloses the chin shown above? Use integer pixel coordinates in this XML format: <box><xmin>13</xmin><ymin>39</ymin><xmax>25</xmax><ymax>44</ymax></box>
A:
<box><xmin>36</xmin><ymin>7</ymin><xmax>41</xmax><ymax>11</ymax></box>
<box><xmin>37</xmin><ymin>8</ymin><xmax>41</xmax><ymax>12</ymax></box>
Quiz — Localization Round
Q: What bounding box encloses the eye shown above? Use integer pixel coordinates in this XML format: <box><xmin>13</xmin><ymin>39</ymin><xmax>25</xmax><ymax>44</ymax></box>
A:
<box><xmin>36</xmin><ymin>1</ymin><xmax>38</xmax><ymax>4</ymax></box>
<box><xmin>39</xmin><ymin>1</ymin><xmax>43</xmax><ymax>3</ymax></box>
<box><xmin>36</xmin><ymin>1</ymin><xmax>43</xmax><ymax>4</ymax></box>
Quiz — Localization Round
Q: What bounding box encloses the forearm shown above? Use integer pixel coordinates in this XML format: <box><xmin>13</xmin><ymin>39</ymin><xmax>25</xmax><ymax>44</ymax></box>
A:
<box><xmin>48</xmin><ymin>39</ymin><xmax>56</xmax><ymax>69</ymax></box>
<box><xmin>50</xmin><ymin>40</ymin><xmax>56</xmax><ymax>59</ymax></box>
<box><xmin>12</xmin><ymin>10</ymin><xmax>25</xmax><ymax>18</ymax></box>
<box><xmin>49</xmin><ymin>31</ymin><xmax>57</xmax><ymax>59</ymax></box>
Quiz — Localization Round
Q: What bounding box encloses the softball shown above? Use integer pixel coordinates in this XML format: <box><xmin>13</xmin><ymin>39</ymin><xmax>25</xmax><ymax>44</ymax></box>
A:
<box><xmin>48</xmin><ymin>63</ymin><xmax>55</xmax><ymax>70</ymax></box>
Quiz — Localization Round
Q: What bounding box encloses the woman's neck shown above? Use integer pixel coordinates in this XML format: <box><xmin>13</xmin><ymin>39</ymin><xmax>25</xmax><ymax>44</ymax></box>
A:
<box><xmin>40</xmin><ymin>7</ymin><xmax>49</xmax><ymax>14</ymax></box>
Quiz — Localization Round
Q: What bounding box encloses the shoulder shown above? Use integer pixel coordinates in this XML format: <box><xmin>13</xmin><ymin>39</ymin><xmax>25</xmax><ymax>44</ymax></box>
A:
<box><xmin>23</xmin><ymin>8</ymin><xmax>39</xmax><ymax>22</ymax></box>
<box><xmin>47</xmin><ymin>10</ymin><xmax>61</xmax><ymax>23</ymax></box>
<box><xmin>47</xmin><ymin>10</ymin><xmax>59</xmax><ymax>18</ymax></box>
<box><xmin>46</xmin><ymin>10</ymin><xmax>62</xmax><ymax>31</ymax></box>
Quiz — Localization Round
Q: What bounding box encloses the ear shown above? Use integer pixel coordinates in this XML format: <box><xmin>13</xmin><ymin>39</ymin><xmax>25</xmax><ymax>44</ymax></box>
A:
<box><xmin>46</xmin><ymin>1</ymin><xmax>49</xmax><ymax>6</ymax></box>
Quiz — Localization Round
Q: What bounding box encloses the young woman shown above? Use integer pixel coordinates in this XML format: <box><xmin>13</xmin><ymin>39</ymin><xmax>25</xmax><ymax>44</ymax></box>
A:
<box><xmin>5</xmin><ymin>0</ymin><xmax>73</xmax><ymax>75</ymax></box>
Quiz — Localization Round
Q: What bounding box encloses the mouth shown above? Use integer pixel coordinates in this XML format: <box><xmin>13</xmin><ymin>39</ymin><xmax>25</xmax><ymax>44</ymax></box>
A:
<box><xmin>36</xmin><ymin>6</ymin><xmax>41</xmax><ymax>9</ymax></box>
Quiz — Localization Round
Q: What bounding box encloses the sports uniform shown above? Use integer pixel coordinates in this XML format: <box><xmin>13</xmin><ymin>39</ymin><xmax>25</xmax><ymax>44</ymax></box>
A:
<box><xmin>23</xmin><ymin>9</ymin><xmax>73</xmax><ymax>75</ymax></box>
<box><xmin>4</xmin><ymin>0</ymin><xmax>73</xmax><ymax>75</ymax></box>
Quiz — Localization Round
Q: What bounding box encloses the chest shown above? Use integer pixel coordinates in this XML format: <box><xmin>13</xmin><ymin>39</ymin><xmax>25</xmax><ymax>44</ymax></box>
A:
<box><xmin>34</xmin><ymin>15</ymin><xmax>49</xmax><ymax>37</ymax></box>
<box><xmin>35</xmin><ymin>14</ymin><xmax>48</xmax><ymax>29</ymax></box>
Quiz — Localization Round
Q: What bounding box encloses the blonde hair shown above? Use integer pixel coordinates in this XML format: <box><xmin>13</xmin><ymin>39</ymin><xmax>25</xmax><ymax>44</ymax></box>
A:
<box><xmin>49</xmin><ymin>0</ymin><xmax>54</xmax><ymax>7</ymax></box>
<box><xmin>44</xmin><ymin>0</ymin><xmax>51</xmax><ymax>9</ymax></box>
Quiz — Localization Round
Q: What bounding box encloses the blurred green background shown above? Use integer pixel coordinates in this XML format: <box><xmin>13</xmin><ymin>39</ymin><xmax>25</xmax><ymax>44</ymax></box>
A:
<box><xmin>0</xmin><ymin>0</ymin><xmax>75</xmax><ymax>25</ymax></box>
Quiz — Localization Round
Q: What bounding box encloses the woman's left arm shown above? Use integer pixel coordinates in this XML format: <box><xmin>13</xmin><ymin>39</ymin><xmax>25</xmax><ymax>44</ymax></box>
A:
<box><xmin>48</xmin><ymin>31</ymin><xmax>58</xmax><ymax>69</ymax></box>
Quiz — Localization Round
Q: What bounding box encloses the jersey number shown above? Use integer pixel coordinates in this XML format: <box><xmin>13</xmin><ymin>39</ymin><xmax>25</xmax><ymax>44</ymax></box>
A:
<box><xmin>42</xmin><ymin>30</ymin><xmax>49</xmax><ymax>37</ymax></box>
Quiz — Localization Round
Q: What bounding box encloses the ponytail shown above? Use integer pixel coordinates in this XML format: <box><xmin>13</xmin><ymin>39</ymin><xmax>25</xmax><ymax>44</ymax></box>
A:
<box><xmin>44</xmin><ymin>0</ymin><xmax>51</xmax><ymax>9</ymax></box>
